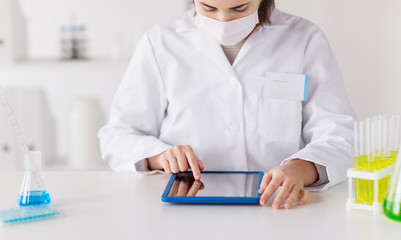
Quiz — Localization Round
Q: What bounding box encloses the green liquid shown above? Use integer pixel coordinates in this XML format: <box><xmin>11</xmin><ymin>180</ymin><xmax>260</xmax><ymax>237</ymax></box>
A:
<box><xmin>383</xmin><ymin>198</ymin><xmax>401</xmax><ymax>222</ymax></box>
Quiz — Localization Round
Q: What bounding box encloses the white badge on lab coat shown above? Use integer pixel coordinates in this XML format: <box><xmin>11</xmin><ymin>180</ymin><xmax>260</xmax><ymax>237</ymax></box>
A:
<box><xmin>262</xmin><ymin>72</ymin><xmax>309</xmax><ymax>101</ymax></box>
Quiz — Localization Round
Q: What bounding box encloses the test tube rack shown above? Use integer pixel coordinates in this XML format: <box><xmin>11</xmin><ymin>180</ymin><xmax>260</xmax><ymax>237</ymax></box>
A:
<box><xmin>346</xmin><ymin>166</ymin><xmax>394</xmax><ymax>214</ymax></box>
<box><xmin>348</xmin><ymin>115</ymin><xmax>400</xmax><ymax>214</ymax></box>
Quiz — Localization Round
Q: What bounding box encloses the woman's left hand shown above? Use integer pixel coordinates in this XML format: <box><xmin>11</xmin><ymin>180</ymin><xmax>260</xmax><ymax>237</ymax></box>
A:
<box><xmin>258</xmin><ymin>159</ymin><xmax>318</xmax><ymax>209</ymax></box>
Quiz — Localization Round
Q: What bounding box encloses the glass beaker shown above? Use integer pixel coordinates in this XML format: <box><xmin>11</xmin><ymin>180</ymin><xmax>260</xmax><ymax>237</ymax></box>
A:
<box><xmin>383</xmin><ymin>147</ymin><xmax>401</xmax><ymax>222</ymax></box>
<box><xmin>18</xmin><ymin>151</ymin><xmax>51</xmax><ymax>206</ymax></box>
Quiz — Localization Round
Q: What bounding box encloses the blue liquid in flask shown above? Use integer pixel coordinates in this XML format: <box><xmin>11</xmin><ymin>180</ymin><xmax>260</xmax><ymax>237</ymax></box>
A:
<box><xmin>18</xmin><ymin>190</ymin><xmax>51</xmax><ymax>206</ymax></box>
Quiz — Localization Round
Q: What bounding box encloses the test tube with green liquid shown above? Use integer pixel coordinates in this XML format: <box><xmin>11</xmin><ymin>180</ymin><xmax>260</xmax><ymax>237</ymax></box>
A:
<box><xmin>383</xmin><ymin>143</ymin><xmax>401</xmax><ymax>222</ymax></box>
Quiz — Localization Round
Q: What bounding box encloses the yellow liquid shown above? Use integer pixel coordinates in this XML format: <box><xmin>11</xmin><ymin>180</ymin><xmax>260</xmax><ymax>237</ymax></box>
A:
<box><xmin>378</xmin><ymin>151</ymin><xmax>388</xmax><ymax>202</ymax></box>
<box><xmin>360</xmin><ymin>155</ymin><xmax>368</xmax><ymax>204</ymax></box>
<box><xmin>355</xmin><ymin>151</ymin><xmax>397</xmax><ymax>206</ymax></box>
<box><xmin>354</xmin><ymin>156</ymin><xmax>363</xmax><ymax>203</ymax></box>
<box><xmin>367</xmin><ymin>156</ymin><xmax>375</xmax><ymax>205</ymax></box>
<box><xmin>366</xmin><ymin>153</ymin><xmax>386</xmax><ymax>205</ymax></box>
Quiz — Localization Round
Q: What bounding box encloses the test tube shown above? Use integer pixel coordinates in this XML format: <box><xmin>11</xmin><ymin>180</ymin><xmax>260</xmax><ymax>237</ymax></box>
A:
<box><xmin>393</xmin><ymin>115</ymin><xmax>401</xmax><ymax>163</ymax></box>
<box><xmin>354</xmin><ymin>121</ymin><xmax>360</xmax><ymax>165</ymax></box>
<box><xmin>383</xmin><ymin>116</ymin><xmax>390</xmax><ymax>197</ymax></box>
<box><xmin>371</xmin><ymin>117</ymin><xmax>377</xmax><ymax>172</ymax></box>
<box><xmin>382</xmin><ymin>115</ymin><xmax>388</xmax><ymax>168</ymax></box>
<box><xmin>354</xmin><ymin>121</ymin><xmax>363</xmax><ymax>203</ymax></box>
<box><xmin>378</xmin><ymin>115</ymin><xmax>385</xmax><ymax>170</ymax></box>
<box><xmin>384</xmin><ymin>116</ymin><xmax>395</xmax><ymax>199</ymax></box>
<box><xmin>359</xmin><ymin>121</ymin><xmax>367</xmax><ymax>204</ymax></box>
<box><xmin>365</xmin><ymin>118</ymin><xmax>373</xmax><ymax>204</ymax></box>
<box><xmin>383</xmin><ymin>115</ymin><xmax>389</xmax><ymax>201</ymax></box>
<box><xmin>389</xmin><ymin>116</ymin><xmax>396</xmax><ymax>165</ymax></box>
<box><xmin>359</xmin><ymin>121</ymin><xmax>366</xmax><ymax>171</ymax></box>
<box><xmin>378</xmin><ymin>115</ymin><xmax>388</xmax><ymax>202</ymax></box>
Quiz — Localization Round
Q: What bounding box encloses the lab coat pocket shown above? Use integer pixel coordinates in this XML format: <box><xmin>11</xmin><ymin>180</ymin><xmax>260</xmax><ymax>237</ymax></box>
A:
<box><xmin>260</xmin><ymin>73</ymin><xmax>303</xmax><ymax>142</ymax></box>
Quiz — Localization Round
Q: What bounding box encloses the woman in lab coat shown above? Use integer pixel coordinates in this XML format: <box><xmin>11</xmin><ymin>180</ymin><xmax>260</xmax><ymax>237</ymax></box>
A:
<box><xmin>98</xmin><ymin>0</ymin><xmax>355</xmax><ymax>209</ymax></box>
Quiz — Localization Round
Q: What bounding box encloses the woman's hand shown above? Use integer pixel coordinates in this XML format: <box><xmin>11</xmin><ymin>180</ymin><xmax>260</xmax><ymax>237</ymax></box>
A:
<box><xmin>147</xmin><ymin>145</ymin><xmax>204</xmax><ymax>180</ymax></box>
<box><xmin>258</xmin><ymin>159</ymin><xmax>318</xmax><ymax>209</ymax></box>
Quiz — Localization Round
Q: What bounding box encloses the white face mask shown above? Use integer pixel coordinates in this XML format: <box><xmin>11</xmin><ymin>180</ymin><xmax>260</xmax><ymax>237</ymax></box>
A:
<box><xmin>197</xmin><ymin>10</ymin><xmax>259</xmax><ymax>46</ymax></box>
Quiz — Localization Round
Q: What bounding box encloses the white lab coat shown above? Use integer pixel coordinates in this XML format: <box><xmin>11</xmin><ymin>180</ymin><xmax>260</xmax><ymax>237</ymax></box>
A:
<box><xmin>98</xmin><ymin>8</ymin><xmax>355</xmax><ymax>191</ymax></box>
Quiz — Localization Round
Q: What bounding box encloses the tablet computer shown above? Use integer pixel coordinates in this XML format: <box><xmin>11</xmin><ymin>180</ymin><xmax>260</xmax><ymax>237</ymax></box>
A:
<box><xmin>161</xmin><ymin>171</ymin><xmax>264</xmax><ymax>204</ymax></box>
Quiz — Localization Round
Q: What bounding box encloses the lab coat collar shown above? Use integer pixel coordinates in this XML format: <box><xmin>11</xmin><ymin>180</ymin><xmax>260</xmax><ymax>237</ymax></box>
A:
<box><xmin>176</xmin><ymin>8</ymin><xmax>288</xmax><ymax>79</ymax></box>
<box><xmin>261</xmin><ymin>8</ymin><xmax>289</xmax><ymax>29</ymax></box>
<box><xmin>176</xmin><ymin>7</ymin><xmax>289</xmax><ymax>33</ymax></box>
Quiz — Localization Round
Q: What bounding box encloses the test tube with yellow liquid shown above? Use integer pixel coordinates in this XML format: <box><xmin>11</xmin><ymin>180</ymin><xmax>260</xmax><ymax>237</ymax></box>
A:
<box><xmin>354</xmin><ymin>122</ymin><xmax>363</xmax><ymax>203</ymax></box>
<box><xmin>359</xmin><ymin>122</ymin><xmax>368</xmax><ymax>204</ymax></box>
<box><xmin>377</xmin><ymin>116</ymin><xmax>387</xmax><ymax>202</ymax></box>
<box><xmin>367</xmin><ymin>118</ymin><xmax>376</xmax><ymax>205</ymax></box>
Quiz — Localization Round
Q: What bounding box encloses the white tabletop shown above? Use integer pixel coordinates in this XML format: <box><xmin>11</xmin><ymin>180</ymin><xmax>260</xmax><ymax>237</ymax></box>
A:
<box><xmin>0</xmin><ymin>171</ymin><xmax>400</xmax><ymax>240</ymax></box>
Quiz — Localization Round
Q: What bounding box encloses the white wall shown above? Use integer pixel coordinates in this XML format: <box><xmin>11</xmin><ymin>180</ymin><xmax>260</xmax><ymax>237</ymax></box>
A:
<box><xmin>276</xmin><ymin>0</ymin><xmax>401</xmax><ymax>119</ymax></box>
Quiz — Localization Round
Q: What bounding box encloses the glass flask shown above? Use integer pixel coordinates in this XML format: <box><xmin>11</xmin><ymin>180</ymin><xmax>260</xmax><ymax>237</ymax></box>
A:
<box><xmin>18</xmin><ymin>151</ymin><xmax>51</xmax><ymax>206</ymax></box>
<box><xmin>383</xmin><ymin>148</ymin><xmax>401</xmax><ymax>222</ymax></box>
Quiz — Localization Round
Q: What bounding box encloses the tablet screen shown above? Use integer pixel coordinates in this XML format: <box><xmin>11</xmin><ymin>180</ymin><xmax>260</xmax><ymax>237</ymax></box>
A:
<box><xmin>167</xmin><ymin>172</ymin><xmax>260</xmax><ymax>198</ymax></box>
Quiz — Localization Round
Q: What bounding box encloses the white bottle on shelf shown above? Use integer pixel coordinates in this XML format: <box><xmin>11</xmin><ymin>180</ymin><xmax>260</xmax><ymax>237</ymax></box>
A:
<box><xmin>68</xmin><ymin>96</ymin><xmax>104</xmax><ymax>169</ymax></box>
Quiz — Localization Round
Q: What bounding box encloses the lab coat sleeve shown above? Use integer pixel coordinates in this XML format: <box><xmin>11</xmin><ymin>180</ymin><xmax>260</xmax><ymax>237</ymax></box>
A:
<box><xmin>308</xmin><ymin>163</ymin><xmax>328</xmax><ymax>188</ymax></box>
<box><xmin>281</xmin><ymin>28</ymin><xmax>355</xmax><ymax>192</ymax></box>
<box><xmin>98</xmin><ymin>32</ymin><xmax>173</xmax><ymax>173</ymax></box>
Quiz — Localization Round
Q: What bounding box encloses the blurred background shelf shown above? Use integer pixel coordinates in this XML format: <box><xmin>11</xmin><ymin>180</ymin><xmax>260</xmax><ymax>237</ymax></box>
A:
<box><xmin>0</xmin><ymin>60</ymin><xmax>128</xmax><ymax>170</ymax></box>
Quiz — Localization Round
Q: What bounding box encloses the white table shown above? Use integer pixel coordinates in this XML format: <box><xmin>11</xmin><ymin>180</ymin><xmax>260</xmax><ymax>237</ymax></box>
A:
<box><xmin>0</xmin><ymin>171</ymin><xmax>400</xmax><ymax>240</ymax></box>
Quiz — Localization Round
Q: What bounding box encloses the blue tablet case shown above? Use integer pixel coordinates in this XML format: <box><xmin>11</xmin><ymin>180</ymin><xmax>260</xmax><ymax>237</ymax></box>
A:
<box><xmin>161</xmin><ymin>171</ymin><xmax>264</xmax><ymax>204</ymax></box>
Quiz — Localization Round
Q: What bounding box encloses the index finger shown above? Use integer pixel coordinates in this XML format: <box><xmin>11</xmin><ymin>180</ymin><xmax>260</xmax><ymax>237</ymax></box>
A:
<box><xmin>186</xmin><ymin>149</ymin><xmax>201</xmax><ymax>180</ymax></box>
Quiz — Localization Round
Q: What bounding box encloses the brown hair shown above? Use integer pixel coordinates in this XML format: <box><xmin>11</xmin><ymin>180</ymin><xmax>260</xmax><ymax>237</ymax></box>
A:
<box><xmin>259</xmin><ymin>0</ymin><xmax>275</xmax><ymax>24</ymax></box>
<box><xmin>193</xmin><ymin>0</ymin><xmax>275</xmax><ymax>24</ymax></box>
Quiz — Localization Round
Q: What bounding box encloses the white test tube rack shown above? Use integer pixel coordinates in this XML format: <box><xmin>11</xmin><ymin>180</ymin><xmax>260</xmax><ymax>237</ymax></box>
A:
<box><xmin>346</xmin><ymin>166</ymin><xmax>394</xmax><ymax>214</ymax></box>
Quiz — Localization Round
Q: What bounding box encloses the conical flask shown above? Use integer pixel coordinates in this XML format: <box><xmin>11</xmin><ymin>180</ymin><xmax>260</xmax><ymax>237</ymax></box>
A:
<box><xmin>18</xmin><ymin>151</ymin><xmax>51</xmax><ymax>206</ymax></box>
<box><xmin>383</xmin><ymin>147</ymin><xmax>401</xmax><ymax>221</ymax></box>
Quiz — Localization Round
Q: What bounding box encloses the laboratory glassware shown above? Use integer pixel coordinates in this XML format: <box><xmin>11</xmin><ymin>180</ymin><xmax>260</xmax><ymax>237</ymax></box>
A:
<box><xmin>18</xmin><ymin>151</ymin><xmax>51</xmax><ymax>206</ymax></box>
<box><xmin>383</xmin><ymin>145</ymin><xmax>401</xmax><ymax>222</ymax></box>
<box><xmin>0</xmin><ymin>87</ymin><xmax>51</xmax><ymax>206</ymax></box>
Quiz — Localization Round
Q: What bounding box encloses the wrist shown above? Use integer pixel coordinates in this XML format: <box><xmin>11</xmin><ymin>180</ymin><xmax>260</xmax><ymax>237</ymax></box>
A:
<box><xmin>147</xmin><ymin>154</ymin><xmax>163</xmax><ymax>170</ymax></box>
<box><xmin>289</xmin><ymin>159</ymin><xmax>318</xmax><ymax>186</ymax></box>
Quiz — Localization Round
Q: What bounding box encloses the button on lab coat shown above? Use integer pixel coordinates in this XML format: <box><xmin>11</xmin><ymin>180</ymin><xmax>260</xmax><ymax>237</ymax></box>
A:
<box><xmin>98</xmin><ymin>8</ymin><xmax>355</xmax><ymax>191</ymax></box>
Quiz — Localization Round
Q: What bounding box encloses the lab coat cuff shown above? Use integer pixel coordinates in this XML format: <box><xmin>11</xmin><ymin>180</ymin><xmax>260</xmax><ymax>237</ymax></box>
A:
<box><xmin>281</xmin><ymin>156</ymin><xmax>330</xmax><ymax>192</ymax></box>
<box><xmin>307</xmin><ymin>163</ymin><xmax>329</xmax><ymax>191</ymax></box>
<box><xmin>132</xmin><ymin>141</ymin><xmax>173</xmax><ymax>174</ymax></box>
<box><xmin>134</xmin><ymin>159</ymin><xmax>164</xmax><ymax>175</ymax></box>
